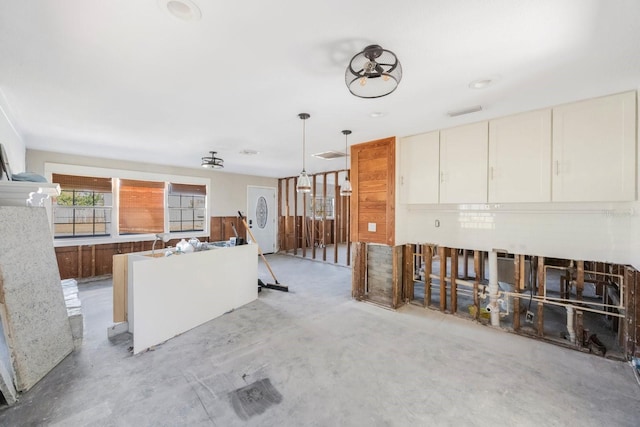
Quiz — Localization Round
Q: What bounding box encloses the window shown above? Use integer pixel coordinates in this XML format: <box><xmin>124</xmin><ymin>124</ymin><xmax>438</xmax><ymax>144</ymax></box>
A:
<box><xmin>52</xmin><ymin>174</ymin><xmax>113</xmax><ymax>238</ymax></box>
<box><xmin>119</xmin><ymin>179</ymin><xmax>164</xmax><ymax>235</ymax></box>
<box><xmin>49</xmin><ymin>169</ymin><xmax>208</xmax><ymax>242</ymax></box>
<box><xmin>309</xmin><ymin>196</ymin><xmax>335</xmax><ymax>219</ymax></box>
<box><xmin>168</xmin><ymin>183</ymin><xmax>206</xmax><ymax>232</ymax></box>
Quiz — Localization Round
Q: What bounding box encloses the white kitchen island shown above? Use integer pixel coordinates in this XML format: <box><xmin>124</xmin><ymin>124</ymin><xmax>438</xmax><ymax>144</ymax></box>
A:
<box><xmin>127</xmin><ymin>243</ymin><xmax>258</xmax><ymax>354</ymax></box>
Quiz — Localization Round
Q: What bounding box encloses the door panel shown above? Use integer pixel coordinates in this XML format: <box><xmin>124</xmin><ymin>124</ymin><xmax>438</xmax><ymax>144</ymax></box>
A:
<box><xmin>247</xmin><ymin>186</ymin><xmax>277</xmax><ymax>253</ymax></box>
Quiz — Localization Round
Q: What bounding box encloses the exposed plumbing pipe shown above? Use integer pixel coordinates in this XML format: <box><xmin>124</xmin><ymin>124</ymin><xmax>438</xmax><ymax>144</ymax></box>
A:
<box><xmin>499</xmin><ymin>290</ymin><xmax>625</xmax><ymax>317</ymax></box>
<box><xmin>543</xmin><ymin>265</ymin><xmax>625</xmax><ymax>308</ymax></box>
<box><xmin>488</xmin><ymin>250</ymin><xmax>500</xmax><ymax>326</ymax></box>
<box><xmin>566</xmin><ymin>306</ymin><xmax>575</xmax><ymax>344</ymax></box>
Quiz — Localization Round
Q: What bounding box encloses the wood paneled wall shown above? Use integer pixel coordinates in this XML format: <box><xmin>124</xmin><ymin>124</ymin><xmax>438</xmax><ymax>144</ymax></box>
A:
<box><xmin>54</xmin><ymin>216</ymin><xmax>243</xmax><ymax>280</ymax></box>
<box><xmin>56</xmin><ymin>241</ymin><xmax>157</xmax><ymax>280</ymax></box>
<box><xmin>209</xmin><ymin>216</ymin><xmax>247</xmax><ymax>242</ymax></box>
<box><xmin>351</xmin><ymin>137</ymin><xmax>395</xmax><ymax>245</ymax></box>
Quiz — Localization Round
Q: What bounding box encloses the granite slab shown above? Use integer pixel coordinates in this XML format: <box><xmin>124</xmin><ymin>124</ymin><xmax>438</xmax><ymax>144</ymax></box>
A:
<box><xmin>0</xmin><ymin>207</ymin><xmax>73</xmax><ymax>391</ymax></box>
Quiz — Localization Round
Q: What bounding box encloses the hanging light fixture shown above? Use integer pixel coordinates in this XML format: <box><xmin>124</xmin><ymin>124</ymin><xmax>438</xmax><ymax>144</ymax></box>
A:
<box><xmin>201</xmin><ymin>151</ymin><xmax>224</xmax><ymax>169</ymax></box>
<box><xmin>340</xmin><ymin>130</ymin><xmax>352</xmax><ymax>196</ymax></box>
<box><xmin>296</xmin><ymin>113</ymin><xmax>311</xmax><ymax>193</ymax></box>
<box><xmin>345</xmin><ymin>44</ymin><xmax>402</xmax><ymax>98</ymax></box>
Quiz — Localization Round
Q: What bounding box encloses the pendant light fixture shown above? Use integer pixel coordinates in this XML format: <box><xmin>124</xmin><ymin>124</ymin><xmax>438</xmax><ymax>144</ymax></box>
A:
<box><xmin>340</xmin><ymin>130</ymin><xmax>352</xmax><ymax>196</ymax></box>
<box><xmin>345</xmin><ymin>44</ymin><xmax>402</xmax><ymax>98</ymax></box>
<box><xmin>296</xmin><ymin>113</ymin><xmax>311</xmax><ymax>193</ymax></box>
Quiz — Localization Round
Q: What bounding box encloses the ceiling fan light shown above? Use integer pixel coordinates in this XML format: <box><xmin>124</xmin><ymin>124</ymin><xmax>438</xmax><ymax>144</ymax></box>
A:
<box><xmin>201</xmin><ymin>151</ymin><xmax>224</xmax><ymax>169</ymax></box>
<box><xmin>346</xmin><ymin>44</ymin><xmax>402</xmax><ymax>98</ymax></box>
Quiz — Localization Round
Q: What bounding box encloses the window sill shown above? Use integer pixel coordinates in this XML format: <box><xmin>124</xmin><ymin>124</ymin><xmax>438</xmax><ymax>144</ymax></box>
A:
<box><xmin>53</xmin><ymin>231</ymin><xmax>210</xmax><ymax>248</ymax></box>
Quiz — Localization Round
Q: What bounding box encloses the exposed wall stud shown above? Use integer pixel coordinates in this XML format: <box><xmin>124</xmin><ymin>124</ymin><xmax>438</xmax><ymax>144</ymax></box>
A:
<box><xmin>423</xmin><ymin>244</ymin><xmax>433</xmax><ymax>307</ymax></box>
<box><xmin>537</xmin><ymin>256</ymin><xmax>545</xmax><ymax>337</ymax></box>
<box><xmin>439</xmin><ymin>246</ymin><xmax>447</xmax><ymax>312</ymax></box>
<box><xmin>451</xmin><ymin>248</ymin><xmax>458</xmax><ymax>313</ymax></box>
<box><xmin>473</xmin><ymin>251</ymin><xmax>481</xmax><ymax>320</ymax></box>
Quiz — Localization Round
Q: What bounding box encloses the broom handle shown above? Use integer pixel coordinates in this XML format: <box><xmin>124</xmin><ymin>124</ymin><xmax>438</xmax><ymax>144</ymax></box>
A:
<box><xmin>238</xmin><ymin>214</ymin><xmax>279</xmax><ymax>283</ymax></box>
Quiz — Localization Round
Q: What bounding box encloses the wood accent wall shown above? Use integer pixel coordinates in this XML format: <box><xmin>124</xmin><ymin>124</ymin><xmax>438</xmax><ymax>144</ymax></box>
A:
<box><xmin>350</xmin><ymin>137</ymin><xmax>395</xmax><ymax>245</ymax></box>
<box><xmin>54</xmin><ymin>216</ymin><xmax>243</xmax><ymax>280</ymax></box>
<box><xmin>56</xmin><ymin>241</ymin><xmax>157</xmax><ymax>280</ymax></box>
<box><xmin>209</xmin><ymin>216</ymin><xmax>247</xmax><ymax>242</ymax></box>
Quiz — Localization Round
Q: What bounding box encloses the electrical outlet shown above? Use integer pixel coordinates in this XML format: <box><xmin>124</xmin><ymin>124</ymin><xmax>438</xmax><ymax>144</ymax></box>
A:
<box><xmin>526</xmin><ymin>311</ymin><xmax>534</xmax><ymax>323</ymax></box>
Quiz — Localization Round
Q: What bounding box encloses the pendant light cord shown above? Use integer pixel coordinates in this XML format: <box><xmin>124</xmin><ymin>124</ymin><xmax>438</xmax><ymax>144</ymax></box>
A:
<box><xmin>298</xmin><ymin>113</ymin><xmax>310</xmax><ymax>173</ymax></box>
<box><xmin>344</xmin><ymin>132</ymin><xmax>348</xmax><ymax>179</ymax></box>
<box><xmin>342</xmin><ymin>129</ymin><xmax>352</xmax><ymax>179</ymax></box>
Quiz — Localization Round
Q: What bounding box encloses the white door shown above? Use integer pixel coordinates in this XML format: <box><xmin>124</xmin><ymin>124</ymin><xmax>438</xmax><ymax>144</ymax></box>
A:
<box><xmin>247</xmin><ymin>186</ymin><xmax>277</xmax><ymax>254</ymax></box>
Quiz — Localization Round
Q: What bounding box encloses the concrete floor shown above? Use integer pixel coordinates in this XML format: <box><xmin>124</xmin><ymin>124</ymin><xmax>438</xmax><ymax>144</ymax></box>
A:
<box><xmin>0</xmin><ymin>254</ymin><xmax>639</xmax><ymax>426</ymax></box>
<box><xmin>283</xmin><ymin>242</ymin><xmax>351</xmax><ymax>267</ymax></box>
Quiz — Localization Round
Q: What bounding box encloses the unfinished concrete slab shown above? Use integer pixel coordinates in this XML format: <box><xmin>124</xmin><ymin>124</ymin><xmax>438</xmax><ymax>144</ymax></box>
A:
<box><xmin>0</xmin><ymin>207</ymin><xmax>73</xmax><ymax>391</ymax></box>
<box><xmin>0</xmin><ymin>254</ymin><xmax>638</xmax><ymax>425</ymax></box>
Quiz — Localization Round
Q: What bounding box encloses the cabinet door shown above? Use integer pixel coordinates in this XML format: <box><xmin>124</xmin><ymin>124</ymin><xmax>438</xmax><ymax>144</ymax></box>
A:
<box><xmin>399</xmin><ymin>131</ymin><xmax>439</xmax><ymax>204</ymax></box>
<box><xmin>488</xmin><ymin>109</ymin><xmax>551</xmax><ymax>203</ymax></box>
<box><xmin>440</xmin><ymin>121</ymin><xmax>488</xmax><ymax>204</ymax></box>
<box><xmin>552</xmin><ymin>91</ymin><xmax>636</xmax><ymax>202</ymax></box>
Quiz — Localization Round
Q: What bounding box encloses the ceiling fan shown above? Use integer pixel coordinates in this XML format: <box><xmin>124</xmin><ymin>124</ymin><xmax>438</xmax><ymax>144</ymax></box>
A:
<box><xmin>201</xmin><ymin>151</ymin><xmax>224</xmax><ymax>169</ymax></box>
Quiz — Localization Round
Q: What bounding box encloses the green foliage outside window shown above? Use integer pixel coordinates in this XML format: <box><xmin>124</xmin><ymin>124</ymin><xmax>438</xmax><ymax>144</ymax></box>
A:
<box><xmin>56</xmin><ymin>190</ymin><xmax>105</xmax><ymax>206</ymax></box>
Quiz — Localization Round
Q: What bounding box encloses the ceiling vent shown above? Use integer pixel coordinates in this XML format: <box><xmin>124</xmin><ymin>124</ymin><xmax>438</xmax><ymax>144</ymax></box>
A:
<box><xmin>447</xmin><ymin>105</ymin><xmax>483</xmax><ymax>117</ymax></box>
<box><xmin>312</xmin><ymin>150</ymin><xmax>346</xmax><ymax>160</ymax></box>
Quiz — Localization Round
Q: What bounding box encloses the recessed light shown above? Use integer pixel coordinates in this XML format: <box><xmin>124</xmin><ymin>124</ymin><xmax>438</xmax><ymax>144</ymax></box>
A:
<box><xmin>369</xmin><ymin>112</ymin><xmax>385</xmax><ymax>118</ymax></box>
<box><xmin>468</xmin><ymin>78</ymin><xmax>493</xmax><ymax>89</ymax></box>
<box><xmin>159</xmin><ymin>0</ymin><xmax>202</xmax><ymax>21</ymax></box>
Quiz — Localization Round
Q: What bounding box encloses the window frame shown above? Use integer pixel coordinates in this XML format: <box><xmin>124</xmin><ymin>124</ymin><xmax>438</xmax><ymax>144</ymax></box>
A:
<box><xmin>53</xmin><ymin>188</ymin><xmax>113</xmax><ymax>238</ymax></box>
<box><xmin>168</xmin><ymin>192</ymin><xmax>206</xmax><ymax>233</ymax></box>
<box><xmin>44</xmin><ymin>163</ymin><xmax>209</xmax><ymax>247</ymax></box>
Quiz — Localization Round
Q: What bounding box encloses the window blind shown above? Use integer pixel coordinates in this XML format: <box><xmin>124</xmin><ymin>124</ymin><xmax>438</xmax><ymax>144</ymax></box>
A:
<box><xmin>119</xmin><ymin>179</ymin><xmax>164</xmax><ymax>234</ymax></box>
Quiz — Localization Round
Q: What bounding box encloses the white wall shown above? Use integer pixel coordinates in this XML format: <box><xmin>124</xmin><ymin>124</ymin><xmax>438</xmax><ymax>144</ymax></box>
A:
<box><xmin>26</xmin><ymin>149</ymin><xmax>277</xmax><ymax>217</ymax></box>
<box><xmin>396</xmin><ymin>202</ymin><xmax>640</xmax><ymax>268</ymax></box>
<box><xmin>0</xmin><ymin>100</ymin><xmax>25</xmax><ymax>175</ymax></box>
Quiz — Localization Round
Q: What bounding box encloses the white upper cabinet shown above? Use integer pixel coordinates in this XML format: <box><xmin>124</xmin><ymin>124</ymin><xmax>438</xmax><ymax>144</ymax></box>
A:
<box><xmin>488</xmin><ymin>109</ymin><xmax>552</xmax><ymax>203</ymax></box>
<box><xmin>552</xmin><ymin>91</ymin><xmax>636</xmax><ymax>202</ymax></box>
<box><xmin>399</xmin><ymin>131</ymin><xmax>439</xmax><ymax>204</ymax></box>
<box><xmin>440</xmin><ymin>121</ymin><xmax>488</xmax><ymax>204</ymax></box>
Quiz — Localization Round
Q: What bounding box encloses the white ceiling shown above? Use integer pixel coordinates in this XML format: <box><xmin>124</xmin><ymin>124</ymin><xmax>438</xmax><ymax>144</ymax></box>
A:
<box><xmin>1</xmin><ymin>0</ymin><xmax>639</xmax><ymax>178</ymax></box>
